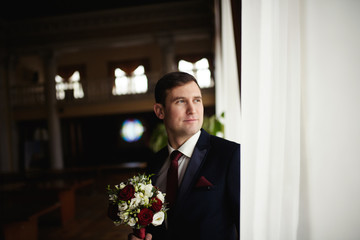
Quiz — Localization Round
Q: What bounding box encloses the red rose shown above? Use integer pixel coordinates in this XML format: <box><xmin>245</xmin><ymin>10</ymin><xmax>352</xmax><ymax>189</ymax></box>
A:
<box><xmin>150</xmin><ymin>197</ymin><xmax>162</xmax><ymax>212</ymax></box>
<box><xmin>138</xmin><ymin>208</ymin><xmax>154</xmax><ymax>226</ymax></box>
<box><xmin>118</xmin><ymin>185</ymin><xmax>135</xmax><ymax>201</ymax></box>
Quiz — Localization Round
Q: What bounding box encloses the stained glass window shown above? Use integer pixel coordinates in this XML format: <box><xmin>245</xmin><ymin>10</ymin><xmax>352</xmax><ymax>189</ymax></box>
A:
<box><xmin>121</xmin><ymin>118</ymin><xmax>145</xmax><ymax>142</ymax></box>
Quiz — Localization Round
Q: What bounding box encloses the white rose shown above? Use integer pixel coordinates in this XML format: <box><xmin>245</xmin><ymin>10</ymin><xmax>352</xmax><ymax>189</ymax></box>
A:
<box><xmin>134</xmin><ymin>192</ymin><xmax>144</xmax><ymax>200</ymax></box>
<box><xmin>118</xmin><ymin>202</ymin><xmax>128</xmax><ymax>211</ymax></box>
<box><xmin>119</xmin><ymin>211</ymin><xmax>129</xmax><ymax>221</ymax></box>
<box><xmin>138</xmin><ymin>183</ymin><xmax>145</xmax><ymax>191</ymax></box>
<box><xmin>119</xmin><ymin>183</ymin><xmax>126</xmax><ymax>189</ymax></box>
<box><xmin>141</xmin><ymin>196</ymin><xmax>149</xmax><ymax>205</ymax></box>
<box><xmin>129</xmin><ymin>196</ymin><xmax>141</xmax><ymax>209</ymax></box>
<box><xmin>144</xmin><ymin>184</ymin><xmax>153</xmax><ymax>197</ymax></box>
<box><xmin>156</xmin><ymin>192</ymin><xmax>165</xmax><ymax>203</ymax></box>
<box><xmin>128</xmin><ymin>217</ymin><xmax>137</xmax><ymax>227</ymax></box>
<box><xmin>152</xmin><ymin>211</ymin><xmax>165</xmax><ymax>226</ymax></box>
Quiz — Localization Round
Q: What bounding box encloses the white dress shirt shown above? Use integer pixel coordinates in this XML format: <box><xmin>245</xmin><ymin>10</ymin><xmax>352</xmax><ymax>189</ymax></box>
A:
<box><xmin>155</xmin><ymin>130</ymin><xmax>201</xmax><ymax>193</ymax></box>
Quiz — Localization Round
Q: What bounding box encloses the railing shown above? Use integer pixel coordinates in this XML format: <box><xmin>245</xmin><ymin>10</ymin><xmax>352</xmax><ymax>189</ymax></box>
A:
<box><xmin>9</xmin><ymin>76</ymin><xmax>214</xmax><ymax>108</ymax></box>
<box><xmin>11</xmin><ymin>84</ymin><xmax>46</xmax><ymax>106</ymax></box>
<box><xmin>9</xmin><ymin>80</ymin><xmax>155</xmax><ymax>108</ymax></box>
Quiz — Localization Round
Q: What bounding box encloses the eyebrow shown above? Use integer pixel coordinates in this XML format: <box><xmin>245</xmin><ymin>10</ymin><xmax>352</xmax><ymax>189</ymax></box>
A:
<box><xmin>171</xmin><ymin>95</ymin><xmax>202</xmax><ymax>101</ymax></box>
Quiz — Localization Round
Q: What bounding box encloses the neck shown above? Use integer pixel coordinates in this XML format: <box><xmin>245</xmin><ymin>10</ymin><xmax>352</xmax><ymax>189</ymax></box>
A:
<box><xmin>167</xmin><ymin>130</ymin><xmax>201</xmax><ymax>149</ymax></box>
<box><xmin>168</xmin><ymin>136</ymin><xmax>187</xmax><ymax>149</ymax></box>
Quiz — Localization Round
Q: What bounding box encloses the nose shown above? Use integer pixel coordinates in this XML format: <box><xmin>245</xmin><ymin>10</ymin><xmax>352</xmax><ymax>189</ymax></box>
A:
<box><xmin>186</xmin><ymin>102</ymin><xmax>196</xmax><ymax>114</ymax></box>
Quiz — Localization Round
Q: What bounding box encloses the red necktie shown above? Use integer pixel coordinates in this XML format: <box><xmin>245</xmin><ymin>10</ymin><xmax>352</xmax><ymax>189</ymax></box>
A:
<box><xmin>166</xmin><ymin>150</ymin><xmax>182</xmax><ymax>210</ymax></box>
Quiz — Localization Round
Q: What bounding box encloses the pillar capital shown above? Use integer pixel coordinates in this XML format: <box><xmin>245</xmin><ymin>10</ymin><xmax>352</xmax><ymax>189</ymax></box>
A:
<box><xmin>156</xmin><ymin>33</ymin><xmax>176</xmax><ymax>75</ymax></box>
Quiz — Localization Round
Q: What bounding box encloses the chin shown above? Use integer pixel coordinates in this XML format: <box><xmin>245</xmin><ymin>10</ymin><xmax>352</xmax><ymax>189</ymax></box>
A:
<box><xmin>186</xmin><ymin>127</ymin><xmax>201</xmax><ymax>135</ymax></box>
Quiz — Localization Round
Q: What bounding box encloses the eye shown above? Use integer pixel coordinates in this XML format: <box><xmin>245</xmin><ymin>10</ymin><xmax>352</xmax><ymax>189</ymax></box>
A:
<box><xmin>176</xmin><ymin>99</ymin><xmax>185</xmax><ymax>104</ymax></box>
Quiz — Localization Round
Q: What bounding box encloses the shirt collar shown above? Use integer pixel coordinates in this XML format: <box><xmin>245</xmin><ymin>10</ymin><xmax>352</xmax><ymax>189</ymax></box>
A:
<box><xmin>167</xmin><ymin>130</ymin><xmax>201</xmax><ymax>158</ymax></box>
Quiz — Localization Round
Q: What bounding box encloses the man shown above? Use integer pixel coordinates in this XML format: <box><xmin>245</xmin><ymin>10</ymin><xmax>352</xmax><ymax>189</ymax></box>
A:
<box><xmin>129</xmin><ymin>71</ymin><xmax>240</xmax><ymax>240</ymax></box>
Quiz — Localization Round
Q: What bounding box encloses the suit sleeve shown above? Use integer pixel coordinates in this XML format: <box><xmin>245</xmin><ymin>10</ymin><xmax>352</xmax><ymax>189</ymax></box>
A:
<box><xmin>227</xmin><ymin>143</ymin><xmax>240</xmax><ymax>234</ymax></box>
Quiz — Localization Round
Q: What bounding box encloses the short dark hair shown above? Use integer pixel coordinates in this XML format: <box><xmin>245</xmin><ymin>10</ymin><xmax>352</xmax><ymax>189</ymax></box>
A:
<box><xmin>154</xmin><ymin>71</ymin><xmax>201</xmax><ymax>106</ymax></box>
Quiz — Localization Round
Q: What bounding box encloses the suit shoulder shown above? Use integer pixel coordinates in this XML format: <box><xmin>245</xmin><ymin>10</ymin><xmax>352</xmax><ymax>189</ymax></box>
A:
<box><xmin>146</xmin><ymin>147</ymin><xmax>167</xmax><ymax>173</ymax></box>
<box><xmin>209</xmin><ymin>134</ymin><xmax>240</xmax><ymax>151</ymax></box>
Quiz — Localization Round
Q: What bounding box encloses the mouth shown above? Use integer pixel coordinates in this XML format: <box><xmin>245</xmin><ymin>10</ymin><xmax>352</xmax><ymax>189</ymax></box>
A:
<box><xmin>184</xmin><ymin>118</ymin><xmax>198</xmax><ymax>122</ymax></box>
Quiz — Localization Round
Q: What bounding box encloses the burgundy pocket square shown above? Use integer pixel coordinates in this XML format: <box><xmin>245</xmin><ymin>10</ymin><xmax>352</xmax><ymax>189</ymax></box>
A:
<box><xmin>195</xmin><ymin>176</ymin><xmax>213</xmax><ymax>188</ymax></box>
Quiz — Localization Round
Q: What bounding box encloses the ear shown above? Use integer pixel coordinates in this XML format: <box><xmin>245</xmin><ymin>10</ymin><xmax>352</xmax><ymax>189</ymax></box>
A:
<box><xmin>153</xmin><ymin>103</ymin><xmax>165</xmax><ymax>120</ymax></box>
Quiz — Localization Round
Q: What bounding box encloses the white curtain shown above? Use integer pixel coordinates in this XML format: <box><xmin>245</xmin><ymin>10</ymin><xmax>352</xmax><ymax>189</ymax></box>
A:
<box><xmin>241</xmin><ymin>0</ymin><xmax>301</xmax><ymax>239</ymax></box>
<box><xmin>214</xmin><ymin>0</ymin><xmax>242</xmax><ymax>143</ymax></box>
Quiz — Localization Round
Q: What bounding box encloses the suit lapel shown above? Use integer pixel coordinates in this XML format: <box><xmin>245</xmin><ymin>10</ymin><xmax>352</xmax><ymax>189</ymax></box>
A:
<box><xmin>150</xmin><ymin>130</ymin><xmax>211</xmax><ymax>214</ymax></box>
<box><xmin>177</xmin><ymin>130</ymin><xmax>210</xmax><ymax>204</ymax></box>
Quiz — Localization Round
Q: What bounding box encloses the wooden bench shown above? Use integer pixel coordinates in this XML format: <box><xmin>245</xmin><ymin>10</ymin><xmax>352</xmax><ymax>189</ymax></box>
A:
<box><xmin>0</xmin><ymin>178</ymin><xmax>94</xmax><ymax>240</ymax></box>
<box><xmin>0</xmin><ymin>189</ymin><xmax>61</xmax><ymax>240</ymax></box>
<box><xmin>0</xmin><ymin>165</ymin><xmax>148</xmax><ymax>240</ymax></box>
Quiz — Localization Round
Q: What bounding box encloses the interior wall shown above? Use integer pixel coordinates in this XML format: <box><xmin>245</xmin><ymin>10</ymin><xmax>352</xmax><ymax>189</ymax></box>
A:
<box><xmin>299</xmin><ymin>0</ymin><xmax>360</xmax><ymax>239</ymax></box>
<box><xmin>12</xmin><ymin>37</ymin><xmax>214</xmax><ymax>120</ymax></box>
<box><xmin>56</xmin><ymin>38</ymin><xmax>213</xmax><ymax>84</ymax></box>
<box><xmin>15</xmin><ymin>55</ymin><xmax>44</xmax><ymax>84</ymax></box>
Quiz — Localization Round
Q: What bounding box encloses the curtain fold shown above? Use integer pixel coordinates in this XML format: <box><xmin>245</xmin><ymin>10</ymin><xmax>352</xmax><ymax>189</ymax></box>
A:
<box><xmin>241</xmin><ymin>0</ymin><xmax>301</xmax><ymax>239</ymax></box>
<box><xmin>215</xmin><ymin>0</ymin><xmax>242</xmax><ymax>144</ymax></box>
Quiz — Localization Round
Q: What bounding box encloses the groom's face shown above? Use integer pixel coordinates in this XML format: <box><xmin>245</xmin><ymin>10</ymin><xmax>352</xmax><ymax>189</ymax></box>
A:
<box><xmin>157</xmin><ymin>81</ymin><xmax>204</xmax><ymax>144</ymax></box>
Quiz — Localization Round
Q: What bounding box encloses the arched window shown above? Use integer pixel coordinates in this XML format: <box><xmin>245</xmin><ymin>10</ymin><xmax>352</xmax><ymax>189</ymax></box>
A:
<box><xmin>110</xmin><ymin>60</ymin><xmax>149</xmax><ymax>96</ymax></box>
<box><xmin>55</xmin><ymin>67</ymin><xmax>85</xmax><ymax>100</ymax></box>
<box><xmin>178</xmin><ymin>57</ymin><xmax>214</xmax><ymax>88</ymax></box>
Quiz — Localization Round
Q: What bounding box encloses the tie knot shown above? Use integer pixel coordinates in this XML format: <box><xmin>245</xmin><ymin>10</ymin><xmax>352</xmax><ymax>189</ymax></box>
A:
<box><xmin>170</xmin><ymin>150</ymin><xmax>182</xmax><ymax>162</ymax></box>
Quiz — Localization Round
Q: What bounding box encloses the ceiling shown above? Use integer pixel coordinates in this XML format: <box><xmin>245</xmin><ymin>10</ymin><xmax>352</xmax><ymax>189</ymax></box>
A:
<box><xmin>0</xmin><ymin>0</ymin><xmax>186</xmax><ymax>21</ymax></box>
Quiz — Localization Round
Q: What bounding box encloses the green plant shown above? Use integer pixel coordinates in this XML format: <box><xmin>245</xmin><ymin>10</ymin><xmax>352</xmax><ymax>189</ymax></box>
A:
<box><xmin>148</xmin><ymin>113</ymin><xmax>224</xmax><ymax>152</ymax></box>
<box><xmin>149</xmin><ymin>123</ymin><xmax>168</xmax><ymax>153</ymax></box>
<box><xmin>202</xmin><ymin>112</ymin><xmax>224</xmax><ymax>137</ymax></box>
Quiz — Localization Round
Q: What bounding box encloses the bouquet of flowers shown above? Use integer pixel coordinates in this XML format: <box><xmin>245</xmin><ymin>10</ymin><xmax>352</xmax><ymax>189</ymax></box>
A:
<box><xmin>107</xmin><ymin>173</ymin><xmax>168</xmax><ymax>239</ymax></box>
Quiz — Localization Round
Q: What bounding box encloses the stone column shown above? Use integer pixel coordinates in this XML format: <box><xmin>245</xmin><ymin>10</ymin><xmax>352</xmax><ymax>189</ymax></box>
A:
<box><xmin>157</xmin><ymin>33</ymin><xmax>176</xmax><ymax>75</ymax></box>
<box><xmin>0</xmin><ymin>55</ymin><xmax>14</xmax><ymax>172</ymax></box>
<box><xmin>43</xmin><ymin>51</ymin><xmax>64</xmax><ymax>170</ymax></box>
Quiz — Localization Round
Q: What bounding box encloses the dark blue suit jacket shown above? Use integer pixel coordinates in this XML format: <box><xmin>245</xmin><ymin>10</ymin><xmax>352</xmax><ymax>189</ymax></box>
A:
<box><xmin>146</xmin><ymin>129</ymin><xmax>240</xmax><ymax>240</ymax></box>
